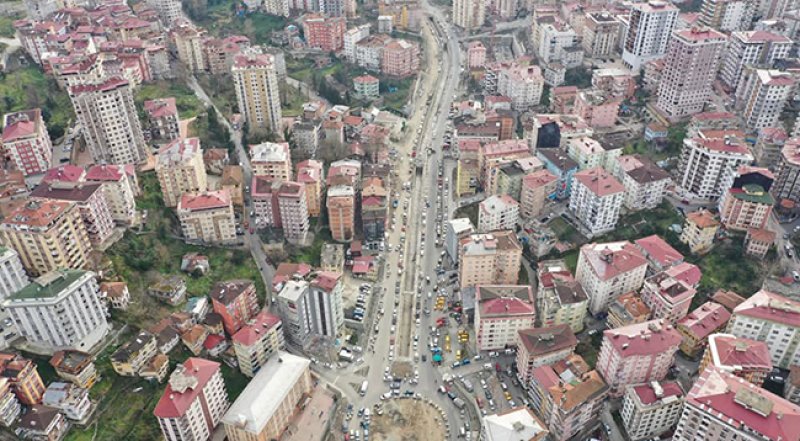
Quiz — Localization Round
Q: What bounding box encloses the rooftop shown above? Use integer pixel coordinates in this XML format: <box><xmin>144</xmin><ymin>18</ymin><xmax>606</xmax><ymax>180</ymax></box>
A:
<box><xmin>686</xmin><ymin>209</ymin><xmax>719</xmax><ymax>229</ymax></box>
<box><xmin>707</xmin><ymin>333</ymin><xmax>772</xmax><ymax>374</ymax></box>
<box><xmin>677</xmin><ymin>302</ymin><xmax>731</xmax><ymax>339</ymax></box>
<box><xmin>603</xmin><ymin>319</ymin><xmax>682</xmax><ymax>356</ymax></box>
<box><xmin>153</xmin><ymin>358</ymin><xmax>221</xmax><ymax>418</ymax></box>
<box><xmin>573</xmin><ymin>167</ymin><xmax>624</xmax><ymax>197</ymax></box>
<box><xmin>482</xmin><ymin>407</ymin><xmax>548</xmax><ymax>441</ymax></box>
<box><xmin>179</xmin><ymin>190</ymin><xmax>231</xmax><ymax>212</ymax></box>
<box><xmin>733</xmin><ymin>289</ymin><xmax>800</xmax><ymax>328</ymax></box>
<box><xmin>477</xmin><ymin>285</ymin><xmax>535</xmax><ymax>318</ymax></box>
<box><xmin>9</xmin><ymin>270</ymin><xmax>88</xmax><ymax>302</ymax></box>
<box><xmin>579</xmin><ymin>241</ymin><xmax>648</xmax><ymax>281</ymax></box>
<box><xmin>517</xmin><ymin>325</ymin><xmax>577</xmax><ymax>356</ymax></box>
<box><xmin>631</xmin><ymin>381</ymin><xmax>683</xmax><ymax>406</ymax></box>
<box><xmin>635</xmin><ymin>235</ymin><xmax>683</xmax><ymax>268</ymax></box>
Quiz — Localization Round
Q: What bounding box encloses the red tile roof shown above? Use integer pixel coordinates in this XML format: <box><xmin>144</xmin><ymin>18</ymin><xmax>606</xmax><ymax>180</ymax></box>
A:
<box><xmin>85</xmin><ymin>164</ymin><xmax>124</xmax><ymax>181</ymax></box>
<box><xmin>153</xmin><ymin>358</ymin><xmax>221</xmax><ymax>418</ymax></box>
<box><xmin>665</xmin><ymin>262</ymin><xmax>702</xmax><ymax>288</ymax></box>
<box><xmin>312</xmin><ymin>271</ymin><xmax>341</xmax><ymax>292</ymax></box>
<box><xmin>179</xmin><ymin>190</ymin><xmax>231</xmax><ymax>211</ymax></box>
<box><xmin>635</xmin><ymin>235</ymin><xmax>683</xmax><ymax>268</ymax></box>
<box><xmin>203</xmin><ymin>334</ymin><xmax>225</xmax><ymax>350</ymax></box>
<box><xmin>42</xmin><ymin>165</ymin><xmax>85</xmax><ymax>184</ymax></box>
<box><xmin>573</xmin><ymin>167</ymin><xmax>624</xmax><ymax>197</ymax></box>
<box><xmin>2</xmin><ymin>109</ymin><xmax>42</xmax><ymax>142</ymax></box>
<box><xmin>518</xmin><ymin>325</ymin><xmax>577</xmax><ymax>356</ymax></box>
<box><xmin>632</xmin><ymin>381</ymin><xmax>683</xmax><ymax>405</ymax></box>
<box><xmin>603</xmin><ymin>319</ymin><xmax>682</xmax><ymax>356</ymax></box>
<box><xmin>710</xmin><ymin>289</ymin><xmax>745</xmax><ymax>312</ymax></box>
<box><xmin>143</xmin><ymin>97</ymin><xmax>177</xmax><ymax>118</ymax></box>
<box><xmin>707</xmin><ymin>334</ymin><xmax>772</xmax><ymax>373</ymax></box>
<box><xmin>677</xmin><ymin>302</ymin><xmax>731</xmax><ymax>339</ymax></box>
<box><xmin>580</xmin><ymin>241</ymin><xmax>648</xmax><ymax>281</ymax></box>
<box><xmin>733</xmin><ymin>290</ymin><xmax>800</xmax><ymax>328</ymax></box>
<box><xmin>231</xmin><ymin>309</ymin><xmax>282</xmax><ymax>346</ymax></box>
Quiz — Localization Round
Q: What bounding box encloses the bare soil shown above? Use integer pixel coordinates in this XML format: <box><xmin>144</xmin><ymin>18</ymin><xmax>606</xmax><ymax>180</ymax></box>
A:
<box><xmin>372</xmin><ymin>399</ymin><xmax>446</xmax><ymax>441</ymax></box>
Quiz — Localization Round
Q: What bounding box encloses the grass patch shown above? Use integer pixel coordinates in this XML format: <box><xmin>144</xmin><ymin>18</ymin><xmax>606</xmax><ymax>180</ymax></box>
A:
<box><xmin>135</xmin><ymin>81</ymin><xmax>205</xmax><ymax>119</ymax></box>
<box><xmin>548</xmin><ymin>217</ymin><xmax>584</xmax><ymax>244</ymax></box>
<box><xmin>381</xmin><ymin>76</ymin><xmax>415</xmax><ymax>111</ymax></box>
<box><xmin>194</xmin><ymin>6</ymin><xmax>288</xmax><ymax>46</ymax></box>
<box><xmin>454</xmin><ymin>202</ymin><xmax>479</xmax><ymax>227</ymax></box>
<box><xmin>576</xmin><ymin>334</ymin><xmax>603</xmax><ymax>368</ymax></box>
<box><xmin>196</xmin><ymin>73</ymin><xmax>237</xmax><ymax>117</ymax></box>
<box><xmin>689</xmin><ymin>235</ymin><xmax>764</xmax><ymax>298</ymax></box>
<box><xmin>281</xmin><ymin>84</ymin><xmax>307</xmax><ymax>117</ymax></box>
<box><xmin>0</xmin><ymin>14</ymin><xmax>20</xmax><ymax>38</ymax></box>
<box><xmin>287</xmin><ymin>228</ymin><xmax>332</xmax><ymax>266</ymax></box>
<box><xmin>0</xmin><ymin>67</ymin><xmax>74</xmax><ymax>139</ymax></box>
<box><xmin>287</xmin><ymin>56</ymin><xmax>315</xmax><ymax>82</ymax></box>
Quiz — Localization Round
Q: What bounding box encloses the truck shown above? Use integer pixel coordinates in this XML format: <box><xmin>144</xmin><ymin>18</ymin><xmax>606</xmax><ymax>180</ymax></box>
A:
<box><xmin>453</xmin><ymin>398</ymin><xmax>466</xmax><ymax>409</ymax></box>
<box><xmin>360</xmin><ymin>381</ymin><xmax>369</xmax><ymax>396</ymax></box>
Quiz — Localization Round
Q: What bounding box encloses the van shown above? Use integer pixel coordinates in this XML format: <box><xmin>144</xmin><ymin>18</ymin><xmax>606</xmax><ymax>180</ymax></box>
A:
<box><xmin>359</xmin><ymin>381</ymin><xmax>369</xmax><ymax>396</ymax></box>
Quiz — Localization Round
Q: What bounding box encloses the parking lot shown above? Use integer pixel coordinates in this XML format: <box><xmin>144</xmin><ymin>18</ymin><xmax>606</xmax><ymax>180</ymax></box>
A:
<box><xmin>439</xmin><ymin>353</ymin><xmax>528</xmax><ymax>416</ymax></box>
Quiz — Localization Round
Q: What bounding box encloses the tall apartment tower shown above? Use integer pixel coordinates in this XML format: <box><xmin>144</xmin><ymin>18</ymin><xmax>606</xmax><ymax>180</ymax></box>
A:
<box><xmin>622</xmin><ymin>0</ymin><xmax>679</xmax><ymax>72</ymax></box>
<box><xmin>0</xmin><ymin>248</ymin><xmax>27</xmax><ymax>301</ymax></box>
<box><xmin>718</xmin><ymin>30</ymin><xmax>792</xmax><ymax>91</ymax></box>
<box><xmin>453</xmin><ymin>0</ymin><xmax>486</xmax><ymax>31</ymax></box>
<box><xmin>699</xmin><ymin>0</ymin><xmax>753</xmax><ymax>32</ymax></box>
<box><xmin>147</xmin><ymin>0</ymin><xmax>183</xmax><ymax>27</ymax></box>
<box><xmin>232</xmin><ymin>53</ymin><xmax>282</xmax><ymax>133</ymax></box>
<box><xmin>1</xmin><ymin>109</ymin><xmax>52</xmax><ymax>177</ymax></box>
<box><xmin>69</xmin><ymin>78</ymin><xmax>147</xmax><ymax>165</ymax></box>
<box><xmin>734</xmin><ymin>68</ymin><xmax>795</xmax><ymax>131</ymax></box>
<box><xmin>656</xmin><ymin>27</ymin><xmax>727</xmax><ymax>120</ymax></box>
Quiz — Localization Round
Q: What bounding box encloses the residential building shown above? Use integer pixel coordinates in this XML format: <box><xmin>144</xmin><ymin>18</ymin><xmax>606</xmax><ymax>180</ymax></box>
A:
<box><xmin>496</xmin><ymin>64</ymin><xmax>545</xmax><ymax>111</ymax></box>
<box><xmin>250</xmin><ymin>142</ymin><xmax>292</xmax><ymax>182</ymax></box>
<box><xmin>536</xmin><ymin>148</ymin><xmax>579</xmax><ymax>199</ymax></box>
<box><xmin>718</xmin><ymin>166</ymin><xmax>774</xmax><ymax>231</ymax></box>
<box><xmin>597</xmin><ymin>319</ymin><xmax>682</xmax><ymax>395</ymax></box>
<box><xmin>640</xmin><ymin>271</ymin><xmax>697</xmax><ymax>323</ymax></box>
<box><xmin>355</xmin><ymin>34</ymin><xmax>390</xmax><ymax>71</ymax></box>
<box><xmin>735</xmin><ymin>68</ymin><xmax>794</xmax><ymax>131</ymax></box>
<box><xmin>1</xmin><ymin>109</ymin><xmax>51</xmax><ymax>176</ymax></box>
<box><xmin>528</xmin><ymin>363</ymin><xmax>607</xmax><ymax>441</ymax></box>
<box><xmin>677</xmin><ymin>137</ymin><xmax>754</xmax><ymax>200</ymax></box>
<box><xmin>615</xmin><ymin>155</ymin><xmax>671</xmax><ymax>211</ymax></box>
<box><xmin>576</xmin><ymin>241</ymin><xmax>648</xmax><ymax>315</ymax></box>
<box><xmin>99</xmin><ymin>281</ymin><xmax>130</xmax><ymax>310</ymax></box>
<box><xmin>621</xmin><ymin>381</ymin><xmax>685</xmax><ymax>441</ymax></box>
<box><xmin>519</xmin><ymin>170</ymin><xmax>557</xmax><ymax>220</ymax></box>
<box><xmin>494</xmin><ymin>158</ymin><xmax>544</xmax><ymax>200</ymax></box>
<box><xmin>0</xmin><ymin>378</ymin><xmax>20</xmax><ymax>427</ymax></box>
<box><xmin>69</xmin><ymin>77</ymin><xmax>146</xmax><ymax>165</ymax></box>
<box><xmin>478</xmin><ymin>195</ymin><xmax>519</xmax><ymax>232</ymax></box>
<box><xmin>0</xmin><ymin>247</ymin><xmax>27</xmax><ymax>302</ymax></box>
<box><xmin>210</xmin><ymin>280</ymin><xmax>259</xmax><ymax>336</ymax></box>
<box><xmin>699</xmin><ymin>333</ymin><xmax>772</xmax><ymax>385</ymax></box>
<box><xmin>172</xmin><ymin>22</ymin><xmax>206</xmax><ymax>72</ymax></box>
<box><xmin>607</xmin><ymin>292</ymin><xmax>651</xmax><ymax>329</ymax></box>
<box><xmin>148</xmin><ymin>276</ymin><xmax>187</xmax><ymax>306</ymax></box>
<box><xmin>85</xmin><ymin>164</ymin><xmax>138</xmax><ymax>225</ymax></box>
<box><xmin>17</xmin><ymin>405</ymin><xmax>68</xmax><ymax>441</ymax></box>
<box><xmin>726</xmin><ymin>289</ymin><xmax>800</xmax><ymax>369</ymax></box>
<box><xmin>0</xmin><ymin>352</ymin><xmax>46</xmax><ymax>405</ymax></box>
<box><xmin>382</xmin><ymin>39</ymin><xmax>419</xmax><ymax>78</ymax></box>
<box><xmin>343</xmin><ymin>24</ymin><xmax>370</xmax><ymax>63</ymax></box>
<box><xmin>49</xmin><ymin>350</ymin><xmax>97</xmax><ymax>389</ymax></box>
<box><xmin>296</xmin><ymin>160</ymin><xmax>324</xmax><ymax>217</ymax></box>
<box><xmin>621</xmin><ymin>0</ymin><xmax>679</xmax><ymax>72</ymax></box>
<box><xmin>232</xmin><ymin>310</ymin><xmax>284</xmax><ymax>377</ymax></box>
<box><xmin>0</xmin><ymin>200</ymin><xmax>92</xmax><ymax>276</ymax></box>
<box><xmin>156</xmin><ymin>137</ymin><xmax>208</xmax><ymax>208</ymax></box>
<box><xmin>566</xmin><ymin>136</ymin><xmax>619</xmax><ymax>172</ymax></box>
<box><xmin>30</xmin><ymin>182</ymin><xmax>114</xmax><ymax>246</ymax></box>
<box><xmin>177</xmin><ymin>190</ymin><xmax>237</xmax><ymax>245</ymax></box>
<box><xmin>535</xmin><ymin>19</ymin><xmax>580</xmax><ymax>65</ymax></box>
<box><xmin>583</xmin><ymin>11</ymin><xmax>621</xmax><ymax>58</ymax></box>
<box><xmin>111</xmin><ymin>330</ymin><xmax>158</xmax><ymax>377</ymax></box>
<box><xmin>467</xmin><ymin>41</ymin><xmax>486</xmax><ymax>69</ymax></box>
<box><xmin>744</xmin><ymin>227</ymin><xmax>775</xmax><ymax>259</ymax></box>
<box><xmin>676</xmin><ymin>302</ymin><xmax>731</xmax><ymax>358</ymax></box>
<box><xmin>458</xmin><ymin>231</ymin><xmax>522</xmax><ymax>289</ymax></box>
<box><xmin>42</xmin><ymin>381</ymin><xmax>91</xmax><ymax>422</ymax></box>
<box><xmin>276</xmin><ymin>273</ymin><xmax>344</xmax><ymax>346</ymax></box>
<box><xmin>672</xmin><ymin>366</ymin><xmax>800</xmax><ymax>441</ymax></box>
<box><xmin>569</xmin><ymin>167</ymin><xmax>625</xmax><ymax>236</ymax></box>
<box><xmin>251</xmin><ymin>177</ymin><xmax>310</xmax><ymax>243</ymax></box>
<box><xmin>786</xmin><ymin>365</ymin><xmax>800</xmax><ymax>405</ymax></box>
<box><xmin>232</xmin><ymin>53</ymin><xmax>282</xmax><ymax>132</ymax></box>
<box><xmin>574</xmin><ymin>91</ymin><xmax>620</xmax><ymax>128</ymax></box>
<box><xmin>221</xmin><ymin>166</ymin><xmax>244</xmax><ymax>207</ymax></box>
<box><xmin>719</xmin><ymin>30</ymin><xmax>792</xmax><ymax>91</ymax></box>
<box><xmin>481</xmin><ymin>407</ymin><xmax>549</xmax><ymax>441</ymax></box>
<box><xmin>4</xmin><ymin>270</ymin><xmax>109</xmax><ymax>353</ymax></box>
<box><xmin>634</xmin><ymin>235</ymin><xmax>684</xmax><ymax>273</ymax></box>
<box><xmin>148</xmin><ymin>0</ymin><xmax>183</xmax><ymax>27</ymax></box>
<box><xmin>444</xmin><ymin>218</ymin><xmax>474</xmax><ymax>264</ymax></box>
<box><xmin>700</xmin><ymin>0</ymin><xmax>753</xmax><ymax>32</ymax></box>
<box><xmin>353</xmin><ymin>75</ymin><xmax>379</xmax><ymax>100</ymax></box>
<box><xmin>536</xmin><ymin>260</ymin><xmax>587</xmax><ymax>333</ymax></box>
<box><xmin>327</xmin><ymin>185</ymin><xmax>355</xmax><ymax>243</ymax></box>
<box><xmin>680</xmin><ymin>209</ymin><xmax>719</xmax><ymax>254</ymax></box>
<box><xmin>302</xmin><ymin>14</ymin><xmax>346</xmax><ymax>52</ymax></box>
<box><xmin>656</xmin><ymin>27</ymin><xmax>727</xmax><ymax>120</ymax></box>
<box><xmin>516</xmin><ymin>325</ymin><xmax>578</xmax><ymax>384</ymax></box>
<box><xmin>773</xmin><ymin>138</ymin><xmax>800</xmax><ymax>202</ymax></box>
<box><xmin>453</xmin><ymin>0</ymin><xmax>485</xmax><ymax>31</ymax></box>
<box><xmin>474</xmin><ymin>286</ymin><xmax>536</xmax><ymax>351</ymax></box>
<box><xmin>222</xmin><ymin>352</ymin><xmax>312</xmax><ymax>441</ymax></box>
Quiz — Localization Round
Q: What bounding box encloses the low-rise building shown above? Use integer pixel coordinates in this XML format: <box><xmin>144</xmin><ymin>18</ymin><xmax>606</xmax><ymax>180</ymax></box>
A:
<box><xmin>515</xmin><ymin>325</ymin><xmax>578</xmax><ymax>384</ymax></box>
<box><xmin>42</xmin><ymin>382</ymin><xmax>92</xmax><ymax>422</ymax></box>
<box><xmin>474</xmin><ymin>286</ymin><xmax>536</xmax><ymax>351</ymax></box>
<box><xmin>744</xmin><ymin>228</ymin><xmax>775</xmax><ymax>259</ymax></box>
<box><xmin>616</xmin><ymin>155</ymin><xmax>671</xmax><ymax>211</ymax></box>
<box><xmin>232</xmin><ymin>310</ymin><xmax>284</xmax><ymax>378</ymax></box>
<box><xmin>144</xmin><ymin>98</ymin><xmax>180</xmax><ymax>142</ymax></box>
<box><xmin>607</xmin><ymin>292</ymin><xmax>651</xmax><ymax>329</ymax></box>
<box><xmin>676</xmin><ymin>302</ymin><xmax>731</xmax><ymax>358</ymax></box>
<box><xmin>221</xmin><ymin>166</ymin><xmax>244</xmax><ymax>207</ymax></box>
<box><xmin>0</xmin><ymin>377</ymin><xmax>20</xmax><ymax>427</ymax></box>
<box><xmin>353</xmin><ymin>74</ymin><xmax>379</xmax><ymax>100</ymax></box>
<box><xmin>481</xmin><ymin>407</ymin><xmax>549</xmax><ymax>441</ymax></box>
<box><xmin>98</xmin><ymin>281</ymin><xmax>130</xmax><ymax>310</ymax></box>
<box><xmin>679</xmin><ymin>209</ymin><xmax>719</xmax><ymax>254</ymax></box>
<box><xmin>785</xmin><ymin>365</ymin><xmax>800</xmax><ymax>405</ymax></box>
<box><xmin>640</xmin><ymin>271</ymin><xmax>697</xmax><ymax>323</ymax></box>
<box><xmin>177</xmin><ymin>190</ymin><xmax>237</xmax><ymax>245</ymax></box>
<box><xmin>634</xmin><ymin>235</ymin><xmax>684</xmax><ymax>274</ymax></box>
<box><xmin>111</xmin><ymin>330</ymin><xmax>159</xmax><ymax>377</ymax></box>
<box><xmin>0</xmin><ymin>352</ymin><xmax>46</xmax><ymax>405</ymax></box>
<box><xmin>17</xmin><ymin>405</ymin><xmax>69</xmax><ymax>441</ymax></box>
<box><xmin>250</xmin><ymin>142</ymin><xmax>292</xmax><ymax>182</ymax></box>
<box><xmin>621</xmin><ymin>381</ymin><xmax>684</xmax><ymax>441</ymax></box>
<box><xmin>699</xmin><ymin>333</ymin><xmax>772</xmax><ymax>385</ymax></box>
<box><xmin>49</xmin><ymin>350</ymin><xmax>98</xmax><ymax>389</ymax></box>
<box><xmin>210</xmin><ymin>280</ymin><xmax>259</xmax><ymax>336</ymax></box>
<box><xmin>478</xmin><ymin>195</ymin><xmax>519</xmax><ymax>232</ymax></box>
<box><xmin>148</xmin><ymin>276</ymin><xmax>187</xmax><ymax>306</ymax></box>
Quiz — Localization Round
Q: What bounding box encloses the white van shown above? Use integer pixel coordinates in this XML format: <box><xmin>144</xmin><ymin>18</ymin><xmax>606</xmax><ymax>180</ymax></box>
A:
<box><xmin>360</xmin><ymin>381</ymin><xmax>369</xmax><ymax>396</ymax></box>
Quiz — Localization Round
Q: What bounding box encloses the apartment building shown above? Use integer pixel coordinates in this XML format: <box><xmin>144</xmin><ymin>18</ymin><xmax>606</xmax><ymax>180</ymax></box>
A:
<box><xmin>382</xmin><ymin>39</ymin><xmax>419</xmax><ymax>78</ymax></box>
<box><xmin>773</xmin><ymin>138</ymin><xmax>800</xmax><ymax>202</ymax></box>
<box><xmin>445</xmin><ymin>218</ymin><xmax>474</xmax><ymax>264</ymax></box>
<box><xmin>597</xmin><ymin>319</ymin><xmax>682</xmax><ymax>395</ymax></box>
<box><xmin>672</xmin><ymin>367</ymin><xmax>800</xmax><ymax>441</ymax></box>
<box><xmin>453</xmin><ymin>0</ymin><xmax>485</xmax><ymax>30</ymax></box>
<box><xmin>327</xmin><ymin>185</ymin><xmax>356</xmax><ymax>243</ymax></box>
<box><xmin>250</xmin><ymin>142</ymin><xmax>292</xmax><ymax>181</ymax></box>
<box><xmin>576</xmin><ymin>241</ymin><xmax>648</xmax><ymax>315</ymax></box>
<box><xmin>534</xmin><ymin>19</ymin><xmax>580</xmax><ymax>65</ymax></box>
<box><xmin>231</xmin><ymin>309</ymin><xmax>284</xmax><ymax>377</ymax></box>
<box><xmin>519</xmin><ymin>169</ymin><xmax>557</xmax><ymax>220</ymax></box>
<box><xmin>726</xmin><ymin>289</ymin><xmax>800</xmax><ymax>369</ymax></box>
<box><xmin>111</xmin><ymin>330</ymin><xmax>158</xmax><ymax>377</ymax></box>
<box><xmin>569</xmin><ymin>167</ymin><xmax>625</xmax><ymax>236</ymax></box>
<box><xmin>0</xmin><ymin>352</ymin><xmax>46</xmax><ymax>405</ymax></box>
<box><xmin>719</xmin><ymin>30</ymin><xmax>792</xmax><ymax>91</ymax></box>
<box><xmin>680</xmin><ymin>209</ymin><xmax>719</xmax><ymax>254</ymax></box>
<box><xmin>42</xmin><ymin>381</ymin><xmax>91</xmax><ymax>422</ymax></box>
<box><xmin>85</xmin><ymin>164</ymin><xmax>138</xmax><ymax>225</ymax></box>
<box><xmin>276</xmin><ymin>273</ymin><xmax>344</xmax><ymax>346</ymax></box>
<box><xmin>516</xmin><ymin>325</ymin><xmax>578</xmax><ymax>384</ymax></box>
<box><xmin>656</xmin><ymin>27</ymin><xmax>727</xmax><ymax>120</ymax></box>
<box><xmin>353</xmin><ymin>75</ymin><xmax>379</xmax><ymax>100</ymax></box>
<box><xmin>482</xmin><ymin>407</ymin><xmax>549</xmax><ymax>441</ymax></box>
<box><xmin>222</xmin><ymin>352</ymin><xmax>312</xmax><ymax>441</ymax></box>
<box><xmin>154</xmin><ymin>358</ymin><xmax>230</xmax><ymax>441</ymax></box>
<box><xmin>634</xmin><ymin>235</ymin><xmax>684</xmax><ymax>274</ymax></box>
<box><xmin>700</xmin><ymin>0</ymin><xmax>752</xmax><ymax>32</ymax></box>
<box><xmin>210</xmin><ymin>280</ymin><xmax>259</xmax><ymax>336</ymax></box>
<box><xmin>677</xmin><ymin>137</ymin><xmax>754</xmax><ymax>200</ymax></box>
<box><xmin>735</xmin><ymin>68</ymin><xmax>794</xmax><ymax>131</ymax></box>
<box><xmin>302</xmin><ymin>14</ymin><xmax>346</xmax><ymax>52</ymax></box>
<box><xmin>69</xmin><ymin>77</ymin><xmax>146</xmax><ymax>165</ymax></box>
<box><xmin>0</xmin><ymin>377</ymin><xmax>20</xmax><ymax>427</ymax></box>
<box><xmin>615</xmin><ymin>154</ymin><xmax>671</xmax><ymax>211</ymax></box>
<box><xmin>355</xmin><ymin>34</ymin><xmax>391</xmax><ymax>71</ymax></box>
<box><xmin>607</xmin><ymin>292</ymin><xmax>651</xmax><ymax>329</ymax></box>
<box><xmin>172</xmin><ymin>21</ymin><xmax>206</xmax><ymax>72</ymax></box>
<box><xmin>583</xmin><ymin>11</ymin><xmax>621</xmax><ymax>58</ymax></box>
<box><xmin>699</xmin><ymin>333</ymin><xmax>772</xmax><ymax>385</ymax></box>
<box><xmin>467</xmin><ymin>41</ymin><xmax>486</xmax><ymax>68</ymax></box>
<box><xmin>528</xmin><ymin>363</ymin><xmax>607</xmax><ymax>441</ymax></box>
<box><xmin>621</xmin><ymin>381</ymin><xmax>684</xmax><ymax>441</ymax></box>
<box><xmin>49</xmin><ymin>350</ymin><xmax>97</xmax><ymax>390</ymax></box>
<box><xmin>536</xmin><ymin>260</ymin><xmax>588</xmax><ymax>333</ymax></box>
<box><xmin>676</xmin><ymin>302</ymin><xmax>731</xmax><ymax>358</ymax></box>
<box><xmin>232</xmin><ymin>53</ymin><xmax>282</xmax><ymax>132</ymax></box>
<box><xmin>295</xmin><ymin>160</ymin><xmax>324</xmax><ymax>217</ymax></box>
<box><xmin>621</xmin><ymin>0</ymin><xmax>678</xmax><ymax>71</ymax></box>
<box><xmin>251</xmin><ymin>176</ymin><xmax>310</xmax><ymax>243</ymax></box>
<box><xmin>148</xmin><ymin>0</ymin><xmax>183</xmax><ymax>26</ymax></box>
<box><xmin>566</xmin><ymin>137</ymin><xmax>619</xmax><ymax>172</ymax></box>
<box><xmin>30</xmin><ymin>182</ymin><xmax>114</xmax><ymax>247</ymax></box>
<box><xmin>477</xmin><ymin>195</ymin><xmax>519</xmax><ymax>232</ymax></box>
<box><xmin>1</xmin><ymin>109</ymin><xmax>51</xmax><ymax>177</ymax></box>
<box><xmin>640</xmin><ymin>271</ymin><xmax>697</xmax><ymax>323</ymax></box>
<box><xmin>4</xmin><ymin>270</ymin><xmax>108</xmax><ymax>353</ymax></box>
<box><xmin>177</xmin><ymin>190</ymin><xmax>236</xmax><ymax>245</ymax></box>
<box><xmin>458</xmin><ymin>231</ymin><xmax>522</xmax><ymax>289</ymax></box>
<box><xmin>0</xmin><ymin>200</ymin><xmax>92</xmax><ymax>276</ymax></box>
<box><xmin>496</xmin><ymin>64</ymin><xmax>544</xmax><ymax>111</ymax></box>
<box><xmin>343</xmin><ymin>24</ymin><xmax>371</xmax><ymax>63</ymax></box>
<box><xmin>0</xmin><ymin>247</ymin><xmax>27</xmax><ymax>302</ymax></box>
<box><xmin>718</xmin><ymin>166</ymin><xmax>774</xmax><ymax>231</ymax></box>
<box><xmin>156</xmin><ymin>137</ymin><xmax>208</xmax><ymax>208</ymax></box>
<box><xmin>474</xmin><ymin>286</ymin><xmax>536</xmax><ymax>351</ymax></box>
